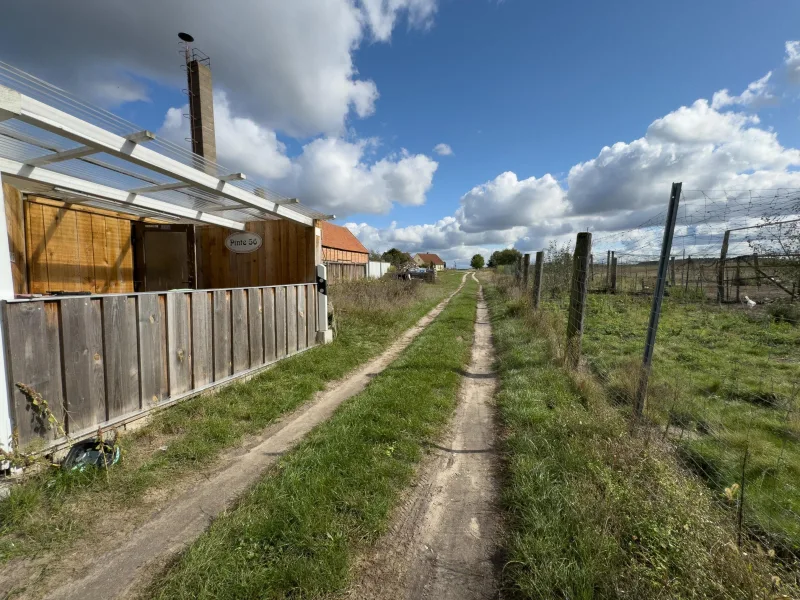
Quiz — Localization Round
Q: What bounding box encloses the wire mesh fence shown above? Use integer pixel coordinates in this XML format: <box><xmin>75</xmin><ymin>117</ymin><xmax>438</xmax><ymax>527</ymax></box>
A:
<box><xmin>508</xmin><ymin>186</ymin><xmax>800</xmax><ymax>571</ymax></box>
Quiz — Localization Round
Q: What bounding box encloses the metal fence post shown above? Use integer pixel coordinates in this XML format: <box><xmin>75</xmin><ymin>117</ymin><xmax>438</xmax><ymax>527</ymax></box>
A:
<box><xmin>532</xmin><ymin>250</ymin><xmax>544</xmax><ymax>308</ymax></box>
<box><xmin>606</xmin><ymin>250</ymin><xmax>611</xmax><ymax>289</ymax></box>
<box><xmin>566</xmin><ymin>232</ymin><xmax>592</xmax><ymax>368</ymax></box>
<box><xmin>634</xmin><ymin>182</ymin><xmax>682</xmax><ymax>420</ymax></box>
<box><xmin>610</xmin><ymin>255</ymin><xmax>618</xmax><ymax>294</ymax></box>
<box><xmin>717</xmin><ymin>230</ymin><xmax>730</xmax><ymax>304</ymax></box>
<box><xmin>522</xmin><ymin>253</ymin><xmax>530</xmax><ymax>289</ymax></box>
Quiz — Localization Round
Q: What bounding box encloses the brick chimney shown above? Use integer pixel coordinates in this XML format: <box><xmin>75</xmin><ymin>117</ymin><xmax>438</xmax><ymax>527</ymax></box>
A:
<box><xmin>187</xmin><ymin>56</ymin><xmax>216</xmax><ymax>165</ymax></box>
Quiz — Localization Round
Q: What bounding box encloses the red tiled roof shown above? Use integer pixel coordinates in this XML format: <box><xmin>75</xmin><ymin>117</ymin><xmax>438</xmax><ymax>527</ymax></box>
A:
<box><xmin>415</xmin><ymin>253</ymin><xmax>445</xmax><ymax>266</ymax></box>
<box><xmin>320</xmin><ymin>221</ymin><xmax>369</xmax><ymax>254</ymax></box>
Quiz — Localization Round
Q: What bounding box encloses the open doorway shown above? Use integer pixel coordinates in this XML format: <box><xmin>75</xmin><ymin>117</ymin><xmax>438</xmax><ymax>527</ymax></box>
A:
<box><xmin>133</xmin><ymin>224</ymin><xmax>196</xmax><ymax>291</ymax></box>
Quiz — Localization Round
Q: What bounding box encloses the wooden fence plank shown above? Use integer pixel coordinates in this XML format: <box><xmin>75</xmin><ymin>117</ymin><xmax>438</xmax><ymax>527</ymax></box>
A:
<box><xmin>275</xmin><ymin>286</ymin><xmax>287</xmax><ymax>359</ymax></box>
<box><xmin>167</xmin><ymin>293</ymin><xmax>191</xmax><ymax>395</ymax></box>
<box><xmin>61</xmin><ymin>297</ymin><xmax>105</xmax><ymax>431</ymax></box>
<box><xmin>248</xmin><ymin>288</ymin><xmax>264</xmax><ymax>367</ymax></box>
<box><xmin>3</xmin><ymin>301</ymin><xmax>65</xmax><ymax>445</ymax></box>
<box><xmin>191</xmin><ymin>291</ymin><xmax>213</xmax><ymax>387</ymax></box>
<box><xmin>264</xmin><ymin>288</ymin><xmax>276</xmax><ymax>362</ymax></box>
<box><xmin>137</xmin><ymin>294</ymin><xmax>164</xmax><ymax>407</ymax></box>
<box><xmin>231</xmin><ymin>289</ymin><xmax>249</xmax><ymax>374</ymax></box>
<box><xmin>307</xmin><ymin>285</ymin><xmax>316</xmax><ymax>348</ymax></box>
<box><xmin>297</xmin><ymin>284</ymin><xmax>307</xmax><ymax>351</ymax></box>
<box><xmin>213</xmin><ymin>290</ymin><xmax>231</xmax><ymax>380</ymax></box>
<box><xmin>287</xmin><ymin>285</ymin><xmax>297</xmax><ymax>355</ymax></box>
<box><xmin>102</xmin><ymin>296</ymin><xmax>139</xmax><ymax>419</ymax></box>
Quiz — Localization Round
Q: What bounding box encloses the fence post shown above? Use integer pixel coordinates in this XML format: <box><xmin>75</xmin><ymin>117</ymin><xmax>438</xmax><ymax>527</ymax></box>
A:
<box><xmin>717</xmin><ymin>230</ymin><xmax>730</xmax><ymax>304</ymax></box>
<box><xmin>566</xmin><ymin>232</ymin><xmax>592</xmax><ymax>368</ymax></box>
<box><xmin>589</xmin><ymin>253</ymin><xmax>594</xmax><ymax>283</ymax></box>
<box><xmin>315</xmin><ymin>264</ymin><xmax>333</xmax><ymax>344</ymax></box>
<box><xmin>634</xmin><ymin>182</ymin><xmax>682</xmax><ymax>420</ymax></box>
<box><xmin>522</xmin><ymin>253</ymin><xmax>530</xmax><ymax>289</ymax></box>
<box><xmin>532</xmin><ymin>250</ymin><xmax>544</xmax><ymax>309</ymax></box>
<box><xmin>670</xmin><ymin>256</ymin><xmax>676</xmax><ymax>287</ymax></box>
<box><xmin>515</xmin><ymin>255</ymin><xmax>522</xmax><ymax>285</ymax></box>
<box><xmin>610</xmin><ymin>256</ymin><xmax>618</xmax><ymax>294</ymax></box>
<box><xmin>685</xmin><ymin>256</ymin><xmax>692</xmax><ymax>293</ymax></box>
<box><xmin>606</xmin><ymin>250</ymin><xmax>611</xmax><ymax>289</ymax></box>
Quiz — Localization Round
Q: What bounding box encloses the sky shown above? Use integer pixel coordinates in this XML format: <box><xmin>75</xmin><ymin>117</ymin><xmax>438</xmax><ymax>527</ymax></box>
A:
<box><xmin>2</xmin><ymin>0</ymin><xmax>800</xmax><ymax>265</ymax></box>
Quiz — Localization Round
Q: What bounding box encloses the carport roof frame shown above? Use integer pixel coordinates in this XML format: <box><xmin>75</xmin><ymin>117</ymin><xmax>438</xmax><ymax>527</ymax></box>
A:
<box><xmin>0</xmin><ymin>61</ymin><xmax>332</xmax><ymax>228</ymax></box>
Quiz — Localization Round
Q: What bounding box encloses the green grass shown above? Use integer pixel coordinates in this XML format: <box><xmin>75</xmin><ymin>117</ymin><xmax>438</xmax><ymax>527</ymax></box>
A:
<box><xmin>0</xmin><ymin>272</ymin><xmax>464</xmax><ymax>563</ymax></box>
<box><xmin>147</xmin><ymin>278</ymin><xmax>478</xmax><ymax>599</ymax></box>
<box><xmin>570</xmin><ymin>293</ymin><xmax>800</xmax><ymax>554</ymax></box>
<box><xmin>484</xmin><ymin>278</ymin><xmax>793</xmax><ymax>599</ymax></box>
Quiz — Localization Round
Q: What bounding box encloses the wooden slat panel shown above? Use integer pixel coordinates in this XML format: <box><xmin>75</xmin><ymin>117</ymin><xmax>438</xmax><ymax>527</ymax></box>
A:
<box><xmin>3</xmin><ymin>301</ymin><xmax>64</xmax><ymax>444</ymax></box>
<box><xmin>287</xmin><ymin>285</ymin><xmax>297</xmax><ymax>355</ymax></box>
<box><xmin>275</xmin><ymin>286</ymin><xmax>287</xmax><ymax>359</ymax></box>
<box><xmin>74</xmin><ymin>211</ymin><xmax>94</xmax><ymax>292</ymax></box>
<box><xmin>158</xmin><ymin>295</ymin><xmax>168</xmax><ymax>398</ymax></box>
<box><xmin>307</xmin><ymin>285</ymin><xmax>316</xmax><ymax>348</ymax></box>
<box><xmin>41</xmin><ymin>205</ymin><xmax>81</xmax><ymax>292</ymax></box>
<box><xmin>102</xmin><ymin>296</ymin><xmax>139</xmax><ymax>418</ymax></box>
<box><xmin>90</xmin><ymin>214</ymin><xmax>110</xmax><ymax>293</ymax></box>
<box><xmin>248</xmin><ymin>288</ymin><xmax>264</xmax><ymax>367</ymax></box>
<box><xmin>213</xmin><ymin>290</ymin><xmax>231</xmax><ymax>380</ymax></box>
<box><xmin>297</xmin><ymin>284</ymin><xmax>307</xmax><ymax>351</ymax></box>
<box><xmin>191</xmin><ymin>291</ymin><xmax>213</xmax><ymax>387</ymax></box>
<box><xmin>25</xmin><ymin>203</ymin><xmax>48</xmax><ymax>294</ymax></box>
<box><xmin>4</xmin><ymin>183</ymin><xmax>27</xmax><ymax>295</ymax></box>
<box><xmin>60</xmin><ymin>297</ymin><xmax>105</xmax><ymax>431</ymax></box>
<box><xmin>43</xmin><ymin>302</ymin><xmax>66</xmax><ymax>429</ymax></box>
<box><xmin>137</xmin><ymin>294</ymin><xmax>165</xmax><ymax>406</ymax></box>
<box><xmin>231</xmin><ymin>289</ymin><xmax>249</xmax><ymax>373</ymax></box>
<box><xmin>263</xmin><ymin>288</ymin><xmax>276</xmax><ymax>363</ymax></box>
<box><xmin>117</xmin><ymin>218</ymin><xmax>134</xmax><ymax>293</ymax></box>
<box><xmin>167</xmin><ymin>293</ymin><xmax>191</xmax><ymax>395</ymax></box>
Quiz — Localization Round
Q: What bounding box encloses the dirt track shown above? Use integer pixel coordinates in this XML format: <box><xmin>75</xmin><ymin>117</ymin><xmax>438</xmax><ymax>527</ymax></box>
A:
<box><xmin>3</xmin><ymin>274</ymin><xmax>469</xmax><ymax>600</ymax></box>
<box><xmin>347</xmin><ymin>275</ymin><xmax>500</xmax><ymax>600</ymax></box>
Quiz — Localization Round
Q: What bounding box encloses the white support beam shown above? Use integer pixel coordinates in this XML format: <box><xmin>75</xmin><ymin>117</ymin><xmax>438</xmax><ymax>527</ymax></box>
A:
<box><xmin>0</xmin><ymin>86</ymin><xmax>314</xmax><ymax>227</ymax></box>
<box><xmin>0</xmin><ymin>156</ymin><xmax>246</xmax><ymax>230</ymax></box>
<box><xmin>219</xmin><ymin>172</ymin><xmax>246</xmax><ymax>182</ymax></box>
<box><xmin>25</xmin><ymin>145</ymin><xmax>98</xmax><ymax>167</ymax></box>
<box><xmin>127</xmin><ymin>182</ymin><xmax>192</xmax><ymax>194</ymax></box>
<box><xmin>0</xmin><ymin>179</ymin><xmax>16</xmax><ymax>453</ymax></box>
<box><xmin>275</xmin><ymin>198</ymin><xmax>299</xmax><ymax>205</ymax></box>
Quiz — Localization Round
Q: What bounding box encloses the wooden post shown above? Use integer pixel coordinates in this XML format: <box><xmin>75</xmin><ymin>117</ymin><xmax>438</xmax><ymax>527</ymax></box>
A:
<box><xmin>522</xmin><ymin>253</ymin><xmax>530</xmax><ymax>289</ymax></box>
<box><xmin>735</xmin><ymin>256</ymin><xmax>741</xmax><ymax>303</ymax></box>
<box><xmin>634</xmin><ymin>182</ymin><xmax>681</xmax><ymax>420</ymax></box>
<box><xmin>717</xmin><ymin>230</ymin><xmax>730</xmax><ymax>304</ymax></box>
<box><xmin>606</xmin><ymin>250</ymin><xmax>611</xmax><ymax>289</ymax></box>
<box><xmin>515</xmin><ymin>255</ymin><xmax>522</xmax><ymax>285</ymax></box>
<box><xmin>532</xmin><ymin>250</ymin><xmax>544</xmax><ymax>309</ymax></box>
<box><xmin>684</xmin><ymin>256</ymin><xmax>692</xmax><ymax>293</ymax></box>
<box><xmin>566</xmin><ymin>232</ymin><xmax>592</xmax><ymax>368</ymax></box>
<box><xmin>610</xmin><ymin>256</ymin><xmax>618</xmax><ymax>294</ymax></box>
<box><xmin>753</xmin><ymin>253</ymin><xmax>760</xmax><ymax>287</ymax></box>
<box><xmin>670</xmin><ymin>256</ymin><xmax>676</xmax><ymax>287</ymax></box>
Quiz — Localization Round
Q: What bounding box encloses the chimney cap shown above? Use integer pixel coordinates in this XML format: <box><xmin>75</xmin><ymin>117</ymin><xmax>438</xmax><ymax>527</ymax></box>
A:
<box><xmin>178</xmin><ymin>32</ymin><xmax>194</xmax><ymax>42</ymax></box>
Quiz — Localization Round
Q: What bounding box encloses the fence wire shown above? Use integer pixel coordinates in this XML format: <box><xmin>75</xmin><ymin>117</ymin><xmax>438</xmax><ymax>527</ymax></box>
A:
<box><xmin>513</xmin><ymin>187</ymin><xmax>800</xmax><ymax>576</ymax></box>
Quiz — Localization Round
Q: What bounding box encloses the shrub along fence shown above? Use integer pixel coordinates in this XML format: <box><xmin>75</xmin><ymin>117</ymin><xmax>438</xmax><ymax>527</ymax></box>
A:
<box><xmin>514</xmin><ymin>184</ymin><xmax>800</xmax><ymax>563</ymax></box>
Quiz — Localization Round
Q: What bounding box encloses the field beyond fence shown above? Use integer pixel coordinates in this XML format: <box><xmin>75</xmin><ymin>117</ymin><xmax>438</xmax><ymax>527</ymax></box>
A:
<box><xmin>508</xmin><ymin>187</ymin><xmax>800</xmax><ymax>566</ymax></box>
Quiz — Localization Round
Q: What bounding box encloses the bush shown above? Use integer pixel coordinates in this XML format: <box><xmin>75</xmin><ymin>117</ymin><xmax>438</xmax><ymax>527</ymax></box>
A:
<box><xmin>767</xmin><ymin>303</ymin><xmax>799</xmax><ymax>326</ymax></box>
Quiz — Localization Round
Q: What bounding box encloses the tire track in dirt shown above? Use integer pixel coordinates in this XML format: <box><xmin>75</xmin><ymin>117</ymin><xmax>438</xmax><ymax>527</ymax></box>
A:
<box><xmin>36</xmin><ymin>273</ymin><xmax>470</xmax><ymax>600</ymax></box>
<box><xmin>346</xmin><ymin>274</ymin><xmax>501</xmax><ymax>600</ymax></box>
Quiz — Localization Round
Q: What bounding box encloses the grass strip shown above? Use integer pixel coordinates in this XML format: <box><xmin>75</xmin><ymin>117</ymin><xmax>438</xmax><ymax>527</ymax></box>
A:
<box><xmin>0</xmin><ymin>272</ymin><xmax>464</xmax><ymax>562</ymax></box>
<box><xmin>148</xmin><ymin>277</ymin><xmax>478</xmax><ymax>599</ymax></box>
<box><xmin>483</xmin><ymin>279</ymin><xmax>793</xmax><ymax>599</ymax></box>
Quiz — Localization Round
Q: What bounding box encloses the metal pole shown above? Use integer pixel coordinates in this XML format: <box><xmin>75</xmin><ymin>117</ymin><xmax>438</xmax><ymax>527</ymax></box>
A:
<box><xmin>532</xmin><ymin>251</ymin><xmax>544</xmax><ymax>308</ymax></box>
<box><xmin>566</xmin><ymin>232</ymin><xmax>592</xmax><ymax>368</ymax></box>
<box><xmin>610</xmin><ymin>256</ymin><xmax>617</xmax><ymax>294</ymax></box>
<box><xmin>634</xmin><ymin>182</ymin><xmax>682</xmax><ymax>420</ymax></box>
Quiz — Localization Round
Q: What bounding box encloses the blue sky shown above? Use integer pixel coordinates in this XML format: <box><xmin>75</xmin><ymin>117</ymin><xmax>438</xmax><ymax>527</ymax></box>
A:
<box><xmin>2</xmin><ymin>0</ymin><xmax>800</xmax><ymax>263</ymax></box>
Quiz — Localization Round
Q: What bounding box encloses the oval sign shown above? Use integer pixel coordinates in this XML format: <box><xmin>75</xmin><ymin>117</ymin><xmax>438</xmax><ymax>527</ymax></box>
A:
<box><xmin>225</xmin><ymin>231</ymin><xmax>263</xmax><ymax>253</ymax></box>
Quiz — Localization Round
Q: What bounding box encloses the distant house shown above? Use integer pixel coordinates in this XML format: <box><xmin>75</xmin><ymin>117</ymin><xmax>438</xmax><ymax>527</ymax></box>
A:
<box><xmin>321</xmin><ymin>221</ymin><xmax>369</xmax><ymax>282</ymax></box>
<box><xmin>413</xmin><ymin>253</ymin><xmax>446</xmax><ymax>271</ymax></box>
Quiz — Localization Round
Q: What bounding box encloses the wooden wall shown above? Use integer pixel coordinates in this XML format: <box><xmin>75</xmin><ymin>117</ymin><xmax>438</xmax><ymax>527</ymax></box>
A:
<box><xmin>4</xmin><ymin>182</ymin><xmax>27</xmax><ymax>295</ymax></box>
<box><xmin>322</xmin><ymin>247</ymin><xmax>368</xmax><ymax>264</ymax></box>
<box><xmin>326</xmin><ymin>261</ymin><xmax>367</xmax><ymax>283</ymax></box>
<box><xmin>4</xmin><ymin>284</ymin><xmax>319</xmax><ymax>448</ymax></box>
<box><xmin>24</xmin><ymin>197</ymin><xmax>134</xmax><ymax>294</ymax></box>
<box><xmin>196</xmin><ymin>219</ymin><xmax>316</xmax><ymax>288</ymax></box>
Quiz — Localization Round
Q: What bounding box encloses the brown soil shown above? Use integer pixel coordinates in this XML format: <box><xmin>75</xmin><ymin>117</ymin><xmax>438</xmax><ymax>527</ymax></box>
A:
<box><xmin>1</xmin><ymin>274</ymin><xmax>468</xmax><ymax>600</ymax></box>
<box><xmin>346</xmin><ymin>277</ymin><xmax>501</xmax><ymax>600</ymax></box>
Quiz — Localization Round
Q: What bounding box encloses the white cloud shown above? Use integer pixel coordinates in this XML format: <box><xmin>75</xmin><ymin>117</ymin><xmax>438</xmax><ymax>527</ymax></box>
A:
<box><xmin>0</xmin><ymin>0</ymin><xmax>437</xmax><ymax>136</ymax></box>
<box><xmin>711</xmin><ymin>72</ymin><xmax>774</xmax><ymax>110</ymax></box>
<box><xmin>785</xmin><ymin>41</ymin><xmax>800</xmax><ymax>85</ymax></box>
<box><xmin>433</xmin><ymin>143</ymin><xmax>453</xmax><ymax>156</ymax></box>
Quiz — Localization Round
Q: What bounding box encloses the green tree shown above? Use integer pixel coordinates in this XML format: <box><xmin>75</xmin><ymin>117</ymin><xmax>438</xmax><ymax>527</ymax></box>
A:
<box><xmin>470</xmin><ymin>254</ymin><xmax>485</xmax><ymax>269</ymax></box>
<box><xmin>488</xmin><ymin>248</ymin><xmax>522</xmax><ymax>267</ymax></box>
<box><xmin>381</xmin><ymin>247</ymin><xmax>413</xmax><ymax>268</ymax></box>
<box><xmin>368</xmin><ymin>249</ymin><xmax>383</xmax><ymax>261</ymax></box>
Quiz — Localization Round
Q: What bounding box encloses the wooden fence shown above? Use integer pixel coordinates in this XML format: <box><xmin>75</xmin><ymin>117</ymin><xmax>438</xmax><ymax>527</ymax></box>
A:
<box><xmin>2</xmin><ymin>284</ymin><xmax>318</xmax><ymax>449</ymax></box>
<box><xmin>325</xmin><ymin>261</ymin><xmax>367</xmax><ymax>283</ymax></box>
